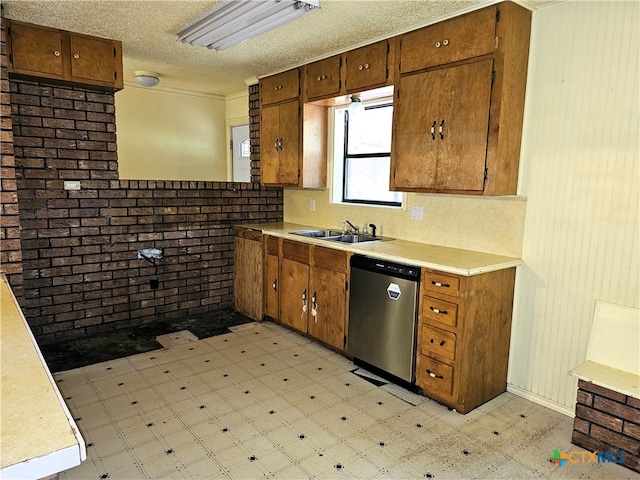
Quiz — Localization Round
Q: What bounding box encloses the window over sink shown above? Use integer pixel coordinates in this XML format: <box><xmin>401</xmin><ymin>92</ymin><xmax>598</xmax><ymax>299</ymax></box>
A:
<box><xmin>331</xmin><ymin>99</ymin><xmax>403</xmax><ymax>207</ymax></box>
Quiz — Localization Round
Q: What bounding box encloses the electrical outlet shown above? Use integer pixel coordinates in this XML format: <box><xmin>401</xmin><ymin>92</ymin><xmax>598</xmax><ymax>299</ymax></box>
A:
<box><xmin>310</xmin><ymin>199</ymin><xmax>316</xmax><ymax>211</ymax></box>
<box><xmin>411</xmin><ymin>205</ymin><xmax>424</xmax><ymax>221</ymax></box>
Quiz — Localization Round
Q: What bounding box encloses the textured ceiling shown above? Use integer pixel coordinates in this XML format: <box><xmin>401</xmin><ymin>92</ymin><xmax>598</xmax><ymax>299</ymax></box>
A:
<box><xmin>3</xmin><ymin>0</ymin><xmax>554</xmax><ymax>97</ymax></box>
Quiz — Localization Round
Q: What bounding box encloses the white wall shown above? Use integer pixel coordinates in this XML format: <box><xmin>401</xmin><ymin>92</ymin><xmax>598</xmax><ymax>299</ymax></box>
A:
<box><xmin>115</xmin><ymin>85</ymin><xmax>228</xmax><ymax>181</ymax></box>
<box><xmin>508</xmin><ymin>0</ymin><xmax>639</xmax><ymax>413</ymax></box>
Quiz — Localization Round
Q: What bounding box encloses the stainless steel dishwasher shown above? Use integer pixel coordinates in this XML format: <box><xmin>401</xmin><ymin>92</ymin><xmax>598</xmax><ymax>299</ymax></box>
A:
<box><xmin>347</xmin><ymin>255</ymin><xmax>421</xmax><ymax>383</ymax></box>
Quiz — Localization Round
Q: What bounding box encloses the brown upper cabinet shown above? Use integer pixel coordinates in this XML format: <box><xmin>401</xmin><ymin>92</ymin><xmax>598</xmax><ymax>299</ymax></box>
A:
<box><xmin>391</xmin><ymin>2</ymin><xmax>531</xmax><ymax>195</ymax></box>
<box><xmin>6</xmin><ymin>20</ymin><xmax>123</xmax><ymax>92</ymax></box>
<box><xmin>260</xmin><ymin>68</ymin><xmax>300</xmax><ymax>106</ymax></box>
<box><xmin>305</xmin><ymin>55</ymin><xmax>342</xmax><ymax>101</ymax></box>
<box><xmin>259</xmin><ymin>68</ymin><xmax>327</xmax><ymax>188</ymax></box>
<box><xmin>398</xmin><ymin>7</ymin><xmax>497</xmax><ymax>73</ymax></box>
<box><xmin>343</xmin><ymin>40</ymin><xmax>391</xmax><ymax>93</ymax></box>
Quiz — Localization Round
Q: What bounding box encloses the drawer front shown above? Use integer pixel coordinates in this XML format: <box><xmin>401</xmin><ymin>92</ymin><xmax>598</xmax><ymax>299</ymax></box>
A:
<box><xmin>421</xmin><ymin>295</ymin><xmax>458</xmax><ymax>328</ymax></box>
<box><xmin>417</xmin><ymin>355</ymin><xmax>454</xmax><ymax>397</ymax></box>
<box><xmin>344</xmin><ymin>40</ymin><xmax>389</xmax><ymax>93</ymax></box>
<box><xmin>313</xmin><ymin>245</ymin><xmax>348</xmax><ymax>273</ymax></box>
<box><xmin>260</xmin><ymin>68</ymin><xmax>300</xmax><ymax>105</ymax></box>
<box><xmin>399</xmin><ymin>6</ymin><xmax>496</xmax><ymax>73</ymax></box>
<box><xmin>306</xmin><ymin>55</ymin><xmax>341</xmax><ymax>100</ymax></box>
<box><xmin>282</xmin><ymin>239</ymin><xmax>309</xmax><ymax>264</ymax></box>
<box><xmin>423</xmin><ymin>271</ymin><xmax>460</xmax><ymax>297</ymax></box>
<box><xmin>266</xmin><ymin>235</ymin><xmax>279</xmax><ymax>256</ymax></box>
<box><xmin>420</xmin><ymin>325</ymin><xmax>456</xmax><ymax>363</ymax></box>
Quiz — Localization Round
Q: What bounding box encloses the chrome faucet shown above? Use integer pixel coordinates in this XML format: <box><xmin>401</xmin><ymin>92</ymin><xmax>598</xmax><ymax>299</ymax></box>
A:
<box><xmin>342</xmin><ymin>219</ymin><xmax>359</xmax><ymax>235</ymax></box>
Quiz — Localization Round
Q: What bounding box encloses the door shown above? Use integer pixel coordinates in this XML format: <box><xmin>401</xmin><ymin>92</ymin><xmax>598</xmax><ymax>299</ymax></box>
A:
<box><xmin>231</xmin><ymin>124</ymin><xmax>250</xmax><ymax>183</ymax></box>
<box><xmin>69</xmin><ymin>34</ymin><xmax>116</xmax><ymax>84</ymax></box>
<box><xmin>9</xmin><ymin>22</ymin><xmax>64</xmax><ymax>78</ymax></box>
<box><xmin>435</xmin><ymin>59</ymin><xmax>493</xmax><ymax>192</ymax></box>
<box><xmin>308</xmin><ymin>266</ymin><xmax>346</xmax><ymax>351</ymax></box>
<box><xmin>391</xmin><ymin>59</ymin><xmax>493</xmax><ymax>192</ymax></box>
<box><xmin>279</xmin><ymin>258</ymin><xmax>309</xmax><ymax>333</ymax></box>
<box><xmin>391</xmin><ymin>71</ymin><xmax>440</xmax><ymax>190</ymax></box>
<box><xmin>260</xmin><ymin>100</ymin><xmax>299</xmax><ymax>186</ymax></box>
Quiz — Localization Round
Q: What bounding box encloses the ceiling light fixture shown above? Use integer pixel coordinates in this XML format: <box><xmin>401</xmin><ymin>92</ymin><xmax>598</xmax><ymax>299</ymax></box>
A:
<box><xmin>134</xmin><ymin>71</ymin><xmax>160</xmax><ymax>87</ymax></box>
<box><xmin>348</xmin><ymin>95</ymin><xmax>364</xmax><ymax>117</ymax></box>
<box><xmin>177</xmin><ymin>0</ymin><xmax>320</xmax><ymax>51</ymax></box>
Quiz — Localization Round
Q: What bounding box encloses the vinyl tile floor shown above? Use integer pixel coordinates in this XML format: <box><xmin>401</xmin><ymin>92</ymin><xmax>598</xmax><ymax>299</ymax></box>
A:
<box><xmin>55</xmin><ymin>322</ymin><xmax>637</xmax><ymax>480</ymax></box>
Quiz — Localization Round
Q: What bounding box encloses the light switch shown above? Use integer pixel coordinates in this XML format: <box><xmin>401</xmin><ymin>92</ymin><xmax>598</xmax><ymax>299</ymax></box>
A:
<box><xmin>64</xmin><ymin>181</ymin><xmax>81</xmax><ymax>190</ymax></box>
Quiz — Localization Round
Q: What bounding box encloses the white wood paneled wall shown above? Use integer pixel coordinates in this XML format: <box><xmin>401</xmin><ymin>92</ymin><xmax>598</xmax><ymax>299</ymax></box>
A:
<box><xmin>509</xmin><ymin>0</ymin><xmax>639</xmax><ymax>413</ymax></box>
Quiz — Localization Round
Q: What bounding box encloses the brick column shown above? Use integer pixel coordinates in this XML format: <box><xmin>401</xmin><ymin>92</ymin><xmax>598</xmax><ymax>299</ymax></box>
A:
<box><xmin>0</xmin><ymin>6</ymin><xmax>24</xmax><ymax>297</ymax></box>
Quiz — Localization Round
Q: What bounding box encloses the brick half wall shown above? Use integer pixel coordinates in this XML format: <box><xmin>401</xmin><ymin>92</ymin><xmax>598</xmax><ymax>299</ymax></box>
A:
<box><xmin>10</xmin><ymin>79</ymin><xmax>282</xmax><ymax>344</ymax></box>
<box><xmin>572</xmin><ymin>380</ymin><xmax>640</xmax><ymax>473</ymax></box>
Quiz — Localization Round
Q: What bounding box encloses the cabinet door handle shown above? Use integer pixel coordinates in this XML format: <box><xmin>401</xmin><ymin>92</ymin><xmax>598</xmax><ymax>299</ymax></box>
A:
<box><xmin>429</xmin><ymin>306</ymin><xmax>448</xmax><ymax>315</ymax></box>
<box><xmin>443</xmin><ymin>39</ymin><xmax>449</xmax><ymax>46</ymax></box>
<box><xmin>53</xmin><ymin>50</ymin><xmax>61</xmax><ymax>57</ymax></box>
<box><xmin>426</xmin><ymin>369</ymin><xmax>444</xmax><ymax>380</ymax></box>
<box><xmin>272</xmin><ymin>279</ymin><xmax>277</xmax><ymax>291</ymax></box>
<box><xmin>431</xmin><ymin>281</ymin><xmax>450</xmax><ymax>288</ymax></box>
<box><xmin>439</xmin><ymin>119</ymin><xmax>445</xmax><ymax>140</ymax></box>
<box><xmin>278</xmin><ymin>138</ymin><xmax>283</xmax><ymax>150</ymax></box>
<box><xmin>358</xmin><ymin>63</ymin><xmax>370</xmax><ymax>71</ymax></box>
<box><xmin>275</xmin><ymin>85</ymin><xmax>282</xmax><ymax>91</ymax></box>
<box><xmin>439</xmin><ymin>340</ymin><xmax>446</xmax><ymax>347</ymax></box>
<box><xmin>316</xmin><ymin>74</ymin><xmax>326</xmax><ymax>81</ymax></box>
<box><xmin>430</xmin><ymin>121</ymin><xmax>436</xmax><ymax>140</ymax></box>
<box><xmin>301</xmin><ymin>289</ymin><xmax>307</xmax><ymax>315</ymax></box>
<box><xmin>274</xmin><ymin>138</ymin><xmax>279</xmax><ymax>151</ymax></box>
<box><xmin>73</xmin><ymin>53</ymin><xmax>79</xmax><ymax>59</ymax></box>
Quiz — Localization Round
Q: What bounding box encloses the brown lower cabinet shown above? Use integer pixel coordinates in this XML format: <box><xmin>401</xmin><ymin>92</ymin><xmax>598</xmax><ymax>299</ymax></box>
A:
<box><xmin>233</xmin><ymin>228</ymin><xmax>264</xmax><ymax>321</ymax></box>
<box><xmin>266</xmin><ymin>237</ymin><xmax>349</xmax><ymax>352</ymax></box>
<box><xmin>416</xmin><ymin>267</ymin><xmax>516</xmax><ymax>413</ymax></box>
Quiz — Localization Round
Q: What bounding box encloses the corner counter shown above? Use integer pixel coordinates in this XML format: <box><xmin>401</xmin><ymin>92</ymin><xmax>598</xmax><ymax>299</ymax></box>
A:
<box><xmin>240</xmin><ymin>222</ymin><xmax>522</xmax><ymax>276</ymax></box>
<box><xmin>0</xmin><ymin>275</ymin><xmax>86</xmax><ymax>479</ymax></box>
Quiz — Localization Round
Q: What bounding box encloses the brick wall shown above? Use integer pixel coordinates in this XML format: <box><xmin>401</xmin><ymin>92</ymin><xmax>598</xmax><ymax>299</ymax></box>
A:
<box><xmin>8</xmin><ymin>77</ymin><xmax>282</xmax><ymax>344</ymax></box>
<box><xmin>249</xmin><ymin>83</ymin><xmax>260</xmax><ymax>183</ymax></box>
<box><xmin>0</xmin><ymin>9</ymin><xmax>24</xmax><ymax>296</ymax></box>
<box><xmin>572</xmin><ymin>380</ymin><xmax>640</xmax><ymax>472</ymax></box>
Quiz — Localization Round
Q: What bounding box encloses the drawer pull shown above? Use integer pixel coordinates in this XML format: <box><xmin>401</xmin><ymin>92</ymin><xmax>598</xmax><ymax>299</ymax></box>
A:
<box><xmin>429</xmin><ymin>306</ymin><xmax>448</xmax><ymax>315</ymax></box>
<box><xmin>428</xmin><ymin>338</ymin><xmax>447</xmax><ymax>347</ymax></box>
<box><xmin>432</xmin><ymin>281</ymin><xmax>450</xmax><ymax>288</ymax></box>
<box><xmin>275</xmin><ymin>85</ymin><xmax>283</xmax><ymax>91</ymax></box>
<box><xmin>427</xmin><ymin>369</ymin><xmax>444</xmax><ymax>380</ymax></box>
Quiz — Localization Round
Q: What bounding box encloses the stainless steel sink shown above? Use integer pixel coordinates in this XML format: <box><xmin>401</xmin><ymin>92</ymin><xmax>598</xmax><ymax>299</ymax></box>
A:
<box><xmin>321</xmin><ymin>234</ymin><xmax>383</xmax><ymax>244</ymax></box>
<box><xmin>291</xmin><ymin>229</ymin><xmax>343</xmax><ymax>238</ymax></box>
<box><xmin>291</xmin><ymin>229</ymin><xmax>391</xmax><ymax>244</ymax></box>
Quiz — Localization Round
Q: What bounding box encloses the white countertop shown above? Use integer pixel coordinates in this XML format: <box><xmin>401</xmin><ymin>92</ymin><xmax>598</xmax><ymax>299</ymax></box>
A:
<box><xmin>240</xmin><ymin>222</ymin><xmax>523</xmax><ymax>276</ymax></box>
<box><xmin>0</xmin><ymin>275</ymin><xmax>86</xmax><ymax>479</ymax></box>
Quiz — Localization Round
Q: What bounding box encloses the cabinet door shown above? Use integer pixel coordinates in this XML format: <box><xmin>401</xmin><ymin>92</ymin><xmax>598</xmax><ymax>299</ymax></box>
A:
<box><xmin>280</xmin><ymin>258</ymin><xmax>309</xmax><ymax>333</ymax></box>
<box><xmin>69</xmin><ymin>34</ymin><xmax>117</xmax><ymax>85</ymax></box>
<box><xmin>233</xmin><ymin>231</ymin><xmax>263</xmax><ymax>320</ymax></box>
<box><xmin>277</xmin><ymin>100</ymin><xmax>301</xmax><ymax>186</ymax></box>
<box><xmin>390</xmin><ymin>71</ymin><xmax>439</xmax><ymax>190</ymax></box>
<box><xmin>265</xmin><ymin>252</ymin><xmax>279</xmax><ymax>320</ymax></box>
<box><xmin>308</xmin><ymin>266</ymin><xmax>346</xmax><ymax>351</ymax></box>
<box><xmin>8</xmin><ymin>22</ymin><xmax>64</xmax><ymax>78</ymax></box>
<box><xmin>399</xmin><ymin>6</ymin><xmax>496</xmax><ymax>73</ymax></box>
<box><xmin>435</xmin><ymin>59</ymin><xmax>493</xmax><ymax>192</ymax></box>
<box><xmin>260</xmin><ymin>104</ymin><xmax>281</xmax><ymax>185</ymax></box>
<box><xmin>261</xmin><ymin>68</ymin><xmax>299</xmax><ymax>106</ymax></box>
<box><xmin>306</xmin><ymin>55</ymin><xmax>341</xmax><ymax>101</ymax></box>
<box><xmin>264</xmin><ymin>236</ymin><xmax>279</xmax><ymax>320</ymax></box>
<box><xmin>344</xmin><ymin>40</ymin><xmax>388</xmax><ymax>93</ymax></box>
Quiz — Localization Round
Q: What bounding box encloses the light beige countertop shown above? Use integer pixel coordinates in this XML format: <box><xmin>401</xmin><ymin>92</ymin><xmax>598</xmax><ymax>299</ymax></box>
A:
<box><xmin>240</xmin><ymin>222</ymin><xmax>523</xmax><ymax>276</ymax></box>
<box><xmin>0</xmin><ymin>275</ymin><xmax>86</xmax><ymax>479</ymax></box>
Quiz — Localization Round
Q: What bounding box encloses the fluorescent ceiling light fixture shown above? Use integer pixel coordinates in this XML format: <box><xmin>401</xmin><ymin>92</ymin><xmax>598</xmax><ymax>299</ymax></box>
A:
<box><xmin>177</xmin><ymin>0</ymin><xmax>320</xmax><ymax>51</ymax></box>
